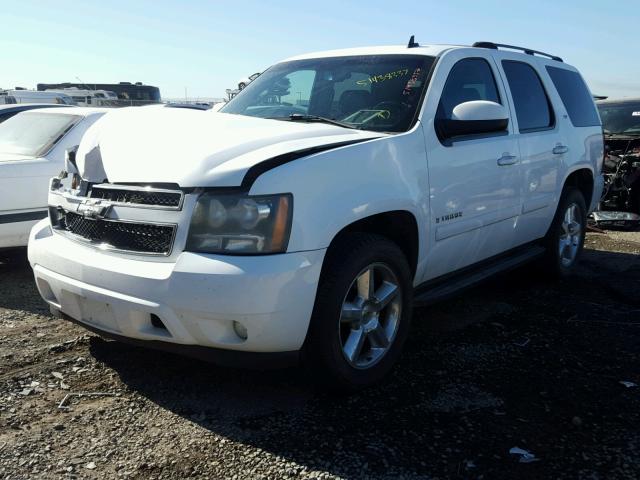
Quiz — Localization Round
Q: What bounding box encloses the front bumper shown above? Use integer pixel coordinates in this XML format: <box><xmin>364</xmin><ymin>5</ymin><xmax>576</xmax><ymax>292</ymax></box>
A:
<box><xmin>29</xmin><ymin>219</ymin><xmax>325</xmax><ymax>356</ymax></box>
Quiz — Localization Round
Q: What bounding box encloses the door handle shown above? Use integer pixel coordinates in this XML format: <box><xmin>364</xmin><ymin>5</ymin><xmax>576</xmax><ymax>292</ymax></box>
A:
<box><xmin>552</xmin><ymin>144</ymin><xmax>569</xmax><ymax>155</ymax></box>
<box><xmin>497</xmin><ymin>154</ymin><xmax>518</xmax><ymax>166</ymax></box>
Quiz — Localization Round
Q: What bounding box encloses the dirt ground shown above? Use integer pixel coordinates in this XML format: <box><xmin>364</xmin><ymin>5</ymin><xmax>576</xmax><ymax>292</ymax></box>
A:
<box><xmin>1</xmin><ymin>231</ymin><xmax>639</xmax><ymax>480</ymax></box>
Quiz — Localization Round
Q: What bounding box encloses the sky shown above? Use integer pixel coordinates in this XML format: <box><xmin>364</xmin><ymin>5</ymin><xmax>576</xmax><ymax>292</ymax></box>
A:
<box><xmin>2</xmin><ymin>0</ymin><xmax>639</xmax><ymax>100</ymax></box>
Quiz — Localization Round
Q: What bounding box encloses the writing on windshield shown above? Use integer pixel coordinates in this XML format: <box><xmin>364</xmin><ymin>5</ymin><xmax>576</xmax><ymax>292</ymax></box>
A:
<box><xmin>222</xmin><ymin>55</ymin><xmax>435</xmax><ymax>133</ymax></box>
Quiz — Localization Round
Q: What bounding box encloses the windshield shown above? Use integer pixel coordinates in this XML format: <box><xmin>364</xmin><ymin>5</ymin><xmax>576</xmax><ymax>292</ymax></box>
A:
<box><xmin>0</xmin><ymin>112</ymin><xmax>80</xmax><ymax>157</ymax></box>
<box><xmin>222</xmin><ymin>55</ymin><xmax>436</xmax><ymax>133</ymax></box>
<box><xmin>598</xmin><ymin>102</ymin><xmax>640</xmax><ymax>135</ymax></box>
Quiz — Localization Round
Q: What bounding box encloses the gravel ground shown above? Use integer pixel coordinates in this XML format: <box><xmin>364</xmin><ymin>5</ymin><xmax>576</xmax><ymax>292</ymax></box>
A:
<box><xmin>1</xmin><ymin>231</ymin><xmax>639</xmax><ymax>479</ymax></box>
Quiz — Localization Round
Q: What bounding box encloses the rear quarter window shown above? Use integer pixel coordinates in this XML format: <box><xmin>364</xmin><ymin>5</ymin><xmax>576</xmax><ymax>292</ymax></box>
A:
<box><xmin>546</xmin><ymin>66</ymin><xmax>601</xmax><ymax>127</ymax></box>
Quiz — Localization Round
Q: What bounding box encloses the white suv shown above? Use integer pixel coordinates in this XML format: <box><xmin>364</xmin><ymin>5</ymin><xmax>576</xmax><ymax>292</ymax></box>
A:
<box><xmin>29</xmin><ymin>40</ymin><xmax>604</xmax><ymax>389</ymax></box>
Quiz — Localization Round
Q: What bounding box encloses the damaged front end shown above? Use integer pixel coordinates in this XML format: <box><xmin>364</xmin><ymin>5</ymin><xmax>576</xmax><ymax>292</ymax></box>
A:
<box><xmin>594</xmin><ymin>99</ymin><xmax>640</xmax><ymax>229</ymax></box>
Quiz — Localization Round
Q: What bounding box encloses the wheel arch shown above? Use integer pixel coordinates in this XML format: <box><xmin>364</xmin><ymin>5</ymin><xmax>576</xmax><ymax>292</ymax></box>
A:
<box><xmin>562</xmin><ymin>166</ymin><xmax>594</xmax><ymax>208</ymax></box>
<box><xmin>325</xmin><ymin>210</ymin><xmax>420</xmax><ymax>280</ymax></box>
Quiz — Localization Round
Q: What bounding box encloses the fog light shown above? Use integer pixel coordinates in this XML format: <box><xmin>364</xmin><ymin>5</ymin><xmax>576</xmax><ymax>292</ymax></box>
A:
<box><xmin>233</xmin><ymin>321</ymin><xmax>248</xmax><ymax>340</ymax></box>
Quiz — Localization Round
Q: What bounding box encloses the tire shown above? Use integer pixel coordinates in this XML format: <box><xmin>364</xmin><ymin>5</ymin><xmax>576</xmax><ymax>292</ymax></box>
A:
<box><xmin>542</xmin><ymin>187</ymin><xmax>587</xmax><ymax>277</ymax></box>
<box><xmin>0</xmin><ymin>248</ymin><xmax>28</xmax><ymax>267</ymax></box>
<box><xmin>238</xmin><ymin>82</ymin><xmax>246</xmax><ymax>90</ymax></box>
<box><xmin>304</xmin><ymin>233</ymin><xmax>413</xmax><ymax>391</ymax></box>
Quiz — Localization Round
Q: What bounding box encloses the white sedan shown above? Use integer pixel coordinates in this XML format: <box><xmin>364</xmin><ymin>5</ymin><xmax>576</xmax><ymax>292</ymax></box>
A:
<box><xmin>237</xmin><ymin>72</ymin><xmax>261</xmax><ymax>90</ymax></box>
<box><xmin>0</xmin><ymin>107</ymin><xmax>107</xmax><ymax>249</ymax></box>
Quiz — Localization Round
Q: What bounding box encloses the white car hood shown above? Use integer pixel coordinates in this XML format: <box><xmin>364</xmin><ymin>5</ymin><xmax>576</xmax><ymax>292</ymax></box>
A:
<box><xmin>0</xmin><ymin>152</ymin><xmax>37</xmax><ymax>163</ymax></box>
<box><xmin>77</xmin><ymin>107</ymin><xmax>381</xmax><ymax>187</ymax></box>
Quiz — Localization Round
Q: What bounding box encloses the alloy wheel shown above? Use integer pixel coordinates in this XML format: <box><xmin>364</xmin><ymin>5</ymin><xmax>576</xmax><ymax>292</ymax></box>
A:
<box><xmin>339</xmin><ymin>263</ymin><xmax>402</xmax><ymax>369</ymax></box>
<box><xmin>559</xmin><ymin>202</ymin><xmax>582</xmax><ymax>267</ymax></box>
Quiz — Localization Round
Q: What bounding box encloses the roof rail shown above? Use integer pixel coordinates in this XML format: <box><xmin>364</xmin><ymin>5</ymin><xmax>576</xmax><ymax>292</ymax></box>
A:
<box><xmin>472</xmin><ymin>41</ymin><xmax>563</xmax><ymax>62</ymax></box>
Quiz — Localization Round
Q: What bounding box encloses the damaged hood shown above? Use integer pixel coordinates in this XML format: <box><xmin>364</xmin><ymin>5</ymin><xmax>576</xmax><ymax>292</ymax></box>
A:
<box><xmin>0</xmin><ymin>152</ymin><xmax>36</xmax><ymax>163</ymax></box>
<box><xmin>76</xmin><ymin>107</ymin><xmax>381</xmax><ymax>187</ymax></box>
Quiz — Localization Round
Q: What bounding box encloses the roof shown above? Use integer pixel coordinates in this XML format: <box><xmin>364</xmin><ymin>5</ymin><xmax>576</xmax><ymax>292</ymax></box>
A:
<box><xmin>21</xmin><ymin>106</ymin><xmax>110</xmax><ymax>117</ymax></box>
<box><xmin>0</xmin><ymin>103</ymin><xmax>72</xmax><ymax>113</ymax></box>
<box><xmin>279</xmin><ymin>42</ymin><xmax>569</xmax><ymax>66</ymax></box>
<box><xmin>282</xmin><ymin>44</ymin><xmax>460</xmax><ymax>62</ymax></box>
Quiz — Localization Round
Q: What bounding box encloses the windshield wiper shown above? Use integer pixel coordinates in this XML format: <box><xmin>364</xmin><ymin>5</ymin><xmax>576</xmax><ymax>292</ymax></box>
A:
<box><xmin>286</xmin><ymin>114</ymin><xmax>359</xmax><ymax>130</ymax></box>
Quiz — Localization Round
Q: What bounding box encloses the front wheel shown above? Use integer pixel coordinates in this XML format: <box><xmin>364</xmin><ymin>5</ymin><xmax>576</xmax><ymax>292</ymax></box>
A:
<box><xmin>542</xmin><ymin>187</ymin><xmax>587</xmax><ymax>276</ymax></box>
<box><xmin>304</xmin><ymin>233</ymin><xmax>413</xmax><ymax>391</ymax></box>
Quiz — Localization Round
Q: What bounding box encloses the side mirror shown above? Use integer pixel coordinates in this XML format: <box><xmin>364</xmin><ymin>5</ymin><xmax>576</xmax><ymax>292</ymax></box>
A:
<box><xmin>436</xmin><ymin>100</ymin><xmax>509</xmax><ymax>139</ymax></box>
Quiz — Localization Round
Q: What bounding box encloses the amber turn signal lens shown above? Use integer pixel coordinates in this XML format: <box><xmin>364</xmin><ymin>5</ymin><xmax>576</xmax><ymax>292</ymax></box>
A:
<box><xmin>270</xmin><ymin>196</ymin><xmax>291</xmax><ymax>252</ymax></box>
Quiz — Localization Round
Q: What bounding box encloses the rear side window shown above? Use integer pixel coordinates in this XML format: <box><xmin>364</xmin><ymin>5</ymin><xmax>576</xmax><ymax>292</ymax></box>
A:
<box><xmin>502</xmin><ymin>61</ymin><xmax>554</xmax><ymax>132</ymax></box>
<box><xmin>438</xmin><ymin>58</ymin><xmax>501</xmax><ymax>119</ymax></box>
<box><xmin>546</xmin><ymin>66</ymin><xmax>600</xmax><ymax>127</ymax></box>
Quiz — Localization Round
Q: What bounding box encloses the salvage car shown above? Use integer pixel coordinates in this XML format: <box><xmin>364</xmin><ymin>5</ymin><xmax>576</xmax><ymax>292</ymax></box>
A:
<box><xmin>0</xmin><ymin>103</ymin><xmax>74</xmax><ymax>124</ymax></box>
<box><xmin>29</xmin><ymin>40</ymin><xmax>603</xmax><ymax>389</ymax></box>
<box><xmin>0</xmin><ymin>107</ymin><xmax>106</xmax><ymax>249</ymax></box>
<box><xmin>238</xmin><ymin>72</ymin><xmax>261</xmax><ymax>90</ymax></box>
<box><xmin>596</xmin><ymin>98</ymin><xmax>640</xmax><ymax>216</ymax></box>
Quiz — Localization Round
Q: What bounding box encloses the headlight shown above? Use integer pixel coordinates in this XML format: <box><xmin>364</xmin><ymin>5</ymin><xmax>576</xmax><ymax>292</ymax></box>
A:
<box><xmin>186</xmin><ymin>192</ymin><xmax>293</xmax><ymax>254</ymax></box>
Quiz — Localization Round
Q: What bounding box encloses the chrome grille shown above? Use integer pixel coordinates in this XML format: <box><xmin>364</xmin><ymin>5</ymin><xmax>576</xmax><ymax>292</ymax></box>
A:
<box><xmin>58</xmin><ymin>211</ymin><xmax>176</xmax><ymax>255</ymax></box>
<box><xmin>89</xmin><ymin>184</ymin><xmax>183</xmax><ymax>209</ymax></box>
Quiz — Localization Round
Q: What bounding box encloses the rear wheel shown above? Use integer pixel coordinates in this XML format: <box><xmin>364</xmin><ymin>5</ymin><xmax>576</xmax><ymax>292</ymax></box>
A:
<box><xmin>542</xmin><ymin>187</ymin><xmax>587</xmax><ymax>276</ymax></box>
<box><xmin>305</xmin><ymin>233</ymin><xmax>413</xmax><ymax>391</ymax></box>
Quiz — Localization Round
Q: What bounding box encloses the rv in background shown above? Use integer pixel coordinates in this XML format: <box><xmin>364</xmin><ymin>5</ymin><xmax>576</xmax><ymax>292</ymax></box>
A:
<box><xmin>44</xmin><ymin>87</ymin><xmax>118</xmax><ymax>107</ymax></box>
<box><xmin>38</xmin><ymin>82</ymin><xmax>160</xmax><ymax>105</ymax></box>
<box><xmin>0</xmin><ymin>89</ymin><xmax>74</xmax><ymax>105</ymax></box>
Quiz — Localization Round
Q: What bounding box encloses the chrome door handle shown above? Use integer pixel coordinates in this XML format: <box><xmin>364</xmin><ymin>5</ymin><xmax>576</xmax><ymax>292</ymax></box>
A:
<box><xmin>552</xmin><ymin>144</ymin><xmax>569</xmax><ymax>155</ymax></box>
<box><xmin>497</xmin><ymin>154</ymin><xmax>518</xmax><ymax>166</ymax></box>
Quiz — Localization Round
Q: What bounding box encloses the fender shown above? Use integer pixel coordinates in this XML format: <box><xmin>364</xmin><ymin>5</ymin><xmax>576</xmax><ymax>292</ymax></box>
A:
<box><xmin>240</xmin><ymin>138</ymin><xmax>376</xmax><ymax>189</ymax></box>
<box><xmin>248</xmin><ymin>129</ymin><xmax>431</xmax><ymax>272</ymax></box>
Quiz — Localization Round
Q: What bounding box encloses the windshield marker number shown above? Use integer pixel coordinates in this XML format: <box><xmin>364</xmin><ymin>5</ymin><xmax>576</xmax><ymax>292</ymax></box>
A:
<box><xmin>356</xmin><ymin>69</ymin><xmax>410</xmax><ymax>86</ymax></box>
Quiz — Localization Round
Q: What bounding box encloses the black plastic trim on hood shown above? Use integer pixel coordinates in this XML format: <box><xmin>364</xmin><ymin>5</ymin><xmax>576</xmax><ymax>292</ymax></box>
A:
<box><xmin>240</xmin><ymin>138</ymin><xmax>377</xmax><ymax>189</ymax></box>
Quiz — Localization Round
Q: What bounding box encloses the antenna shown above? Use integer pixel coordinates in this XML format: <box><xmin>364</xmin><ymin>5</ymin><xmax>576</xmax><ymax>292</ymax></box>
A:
<box><xmin>75</xmin><ymin>76</ymin><xmax>94</xmax><ymax>91</ymax></box>
<box><xmin>407</xmin><ymin>35</ymin><xmax>419</xmax><ymax>48</ymax></box>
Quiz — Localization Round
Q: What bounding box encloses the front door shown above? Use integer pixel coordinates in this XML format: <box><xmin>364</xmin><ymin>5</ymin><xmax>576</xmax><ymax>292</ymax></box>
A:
<box><xmin>0</xmin><ymin>157</ymin><xmax>56</xmax><ymax>247</ymax></box>
<box><xmin>420</xmin><ymin>51</ymin><xmax>522</xmax><ymax>281</ymax></box>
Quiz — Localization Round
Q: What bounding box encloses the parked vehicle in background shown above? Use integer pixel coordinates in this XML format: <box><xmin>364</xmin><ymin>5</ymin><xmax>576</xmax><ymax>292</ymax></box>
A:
<box><xmin>37</xmin><ymin>82</ymin><xmax>161</xmax><ymax>105</ymax></box>
<box><xmin>596</xmin><ymin>98</ymin><xmax>640</xmax><ymax>219</ymax></box>
<box><xmin>0</xmin><ymin>93</ymin><xmax>17</xmax><ymax>105</ymax></box>
<box><xmin>0</xmin><ymin>104</ymin><xmax>74</xmax><ymax>124</ymax></box>
<box><xmin>0</xmin><ymin>107</ymin><xmax>107</xmax><ymax>249</ymax></box>
<box><xmin>211</xmin><ymin>102</ymin><xmax>226</xmax><ymax>112</ymax></box>
<box><xmin>1</xmin><ymin>89</ymin><xmax>74</xmax><ymax>105</ymax></box>
<box><xmin>238</xmin><ymin>72</ymin><xmax>261</xmax><ymax>90</ymax></box>
<box><xmin>30</xmin><ymin>40</ymin><xmax>603</xmax><ymax>390</ymax></box>
<box><xmin>45</xmin><ymin>88</ymin><xmax>118</xmax><ymax>107</ymax></box>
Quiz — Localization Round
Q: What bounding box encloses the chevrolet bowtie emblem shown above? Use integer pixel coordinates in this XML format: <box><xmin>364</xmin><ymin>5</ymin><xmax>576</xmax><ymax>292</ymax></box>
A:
<box><xmin>77</xmin><ymin>199</ymin><xmax>112</xmax><ymax>219</ymax></box>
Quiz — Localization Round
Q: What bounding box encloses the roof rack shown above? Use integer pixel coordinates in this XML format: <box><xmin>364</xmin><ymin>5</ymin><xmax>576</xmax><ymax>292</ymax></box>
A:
<box><xmin>472</xmin><ymin>41</ymin><xmax>563</xmax><ymax>62</ymax></box>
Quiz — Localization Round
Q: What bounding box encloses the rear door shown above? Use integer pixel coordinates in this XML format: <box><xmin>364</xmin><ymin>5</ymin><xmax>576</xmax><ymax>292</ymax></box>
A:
<box><xmin>494</xmin><ymin>53</ymin><xmax>565</xmax><ymax>243</ymax></box>
<box><xmin>420</xmin><ymin>49</ymin><xmax>522</xmax><ymax>281</ymax></box>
